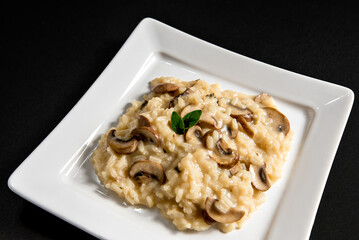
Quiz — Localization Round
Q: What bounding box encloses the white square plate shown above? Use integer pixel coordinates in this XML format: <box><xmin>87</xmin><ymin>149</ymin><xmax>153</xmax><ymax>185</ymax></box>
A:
<box><xmin>8</xmin><ymin>18</ymin><xmax>354</xmax><ymax>240</ymax></box>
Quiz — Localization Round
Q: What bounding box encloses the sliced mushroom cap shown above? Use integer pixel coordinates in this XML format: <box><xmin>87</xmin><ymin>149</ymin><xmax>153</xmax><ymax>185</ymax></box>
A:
<box><xmin>228</xmin><ymin>103</ymin><xmax>251</xmax><ymax>117</ymax></box>
<box><xmin>107</xmin><ymin>129</ymin><xmax>138</xmax><ymax>154</ymax></box>
<box><xmin>169</xmin><ymin>88</ymin><xmax>193</xmax><ymax>108</ymax></box>
<box><xmin>151</xmin><ymin>83</ymin><xmax>179</xmax><ymax>93</ymax></box>
<box><xmin>241</xmin><ymin>113</ymin><xmax>254</xmax><ymax>122</ymax></box>
<box><xmin>263</xmin><ymin>107</ymin><xmax>290</xmax><ymax>136</ymax></box>
<box><xmin>203</xmin><ymin>130</ymin><xmax>222</xmax><ymax>149</ymax></box>
<box><xmin>180</xmin><ymin>104</ymin><xmax>202</xmax><ymax>118</ymax></box>
<box><xmin>131</xmin><ymin>126</ymin><xmax>161</xmax><ymax>147</ymax></box>
<box><xmin>237</xmin><ymin>115</ymin><xmax>254</xmax><ymax>138</ymax></box>
<box><xmin>129</xmin><ymin>160</ymin><xmax>165</xmax><ymax>184</ymax></box>
<box><xmin>138</xmin><ymin>115</ymin><xmax>151</xmax><ymax>127</ymax></box>
<box><xmin>209</xmin><ymin>139</ymin><xmax>239</xmax><ymax>169</ymax></box>
<box><xmin>227</xmin><ymin>103</ymin><xmax>254</xmax><ymax>123</ymax></box>
<box><xmin>229</xmin><ymin>162</ymin><xmax>247</xmax><ymax>176</ymax></box>
<box><xmin>204</xmin><ymin>197</ymin><xmax>245</xmax><ymax>224</ymax></box>
<box><xmin>185</xmin><ymin>125</ymin><xmax>203</xmax><ymax>143</ymax></box>
<box><xmin>203</xmin><ymin>209</ymin><xmax>217</xmax><ymax>225</ymax></box>
<box><xmin>199</xmin><ymin>114</ymin><xmax>223</xmax><ymax>129</ymax></box>
<box><xmin>249</xmin><ymin>163</ymin><xmax>271</xmax><ymax>191</ymax></box>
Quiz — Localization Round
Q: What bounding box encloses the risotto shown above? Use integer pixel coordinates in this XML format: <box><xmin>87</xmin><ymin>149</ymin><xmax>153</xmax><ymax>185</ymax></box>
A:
<box><xmin>90</xmin><ymin>77</ymin><xmax>293</xmax><ymax>232</ymax></box>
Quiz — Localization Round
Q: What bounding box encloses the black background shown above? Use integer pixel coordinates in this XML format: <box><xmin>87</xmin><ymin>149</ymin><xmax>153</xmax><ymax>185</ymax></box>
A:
<box><xmin>1</xmin><ymin>2</ymin><xmax>358</xmax><ymax>240</ymax></box>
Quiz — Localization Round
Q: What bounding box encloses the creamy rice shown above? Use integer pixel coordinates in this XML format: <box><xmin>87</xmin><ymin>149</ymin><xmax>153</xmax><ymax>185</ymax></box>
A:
<box><xmin>90</xmin><ymin>77</ymin><xmax>293</xmax><ymax>232</ymax></box>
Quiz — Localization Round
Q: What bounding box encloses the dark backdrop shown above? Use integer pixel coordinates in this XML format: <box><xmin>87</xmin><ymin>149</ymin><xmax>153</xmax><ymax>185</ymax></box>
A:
<box><xmin>1</xmin><ymin>2</ymin><xmax>358</xmax><ymax>239</ymax></box>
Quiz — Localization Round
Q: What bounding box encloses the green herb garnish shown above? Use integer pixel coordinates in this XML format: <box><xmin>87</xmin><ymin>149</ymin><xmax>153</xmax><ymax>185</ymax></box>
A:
<box><xmin>171</xmin><ymin>111</ymin><xmax>185</xmax><ymax>134</ymax></box>
<box><xmin>171</xmin><ymin>110</ymin><xmax>202</xmax><ymax>134</ymax></box>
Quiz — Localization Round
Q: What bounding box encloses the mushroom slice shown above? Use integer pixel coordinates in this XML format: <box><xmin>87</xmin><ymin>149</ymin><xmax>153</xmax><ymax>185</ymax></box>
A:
<box><xmin>107</xmin><ymin>129</ymin><xmax>138</xmax><ymax>154</ymax></box>
<box><xmin>199</xmin><ymin>114</ymin><xmax>223</xmax><ymax>130</ymax></box>
<box><xmin>203</xmin><ymin>209</ymin><xmax>217</xmax><ymax>225</ymax></box>
<box><xmin>228</xmin><ymin>103</ymin><xmax>254</xmax><ymax>122</ymax></box>
<box><xmin>151</xmin><ymin>83</ymin><xmax>179</xmax><ymax>93</ymax></box>
<box><xmin>138</xmin><ymin>115</ymin><xmax>151</xmax><ymax>127</ymax></box>
<box><xmin>129</xmin><ymin>160</ymin><xmax>165</xmax><ymax>184</ymax></box>
<box><xmin>185</xmin><ymin>125</ymin><xmax>203</xmax><ymax>143</ymax></box>
<box><xmin>169</xmin><ymin>88</ymin><xmax>193</xmax><ymax>108</ymax></box>
<box><xmin>241</xmin><ymin>113</ymin><xmax>254</xmax><ymax>122</ymax></box>
<box><xmin>131</xmin><ymin>126</ymin><xmax>161</xmax><ymax>147</ymax></box>
<box><xmin>204</xmin><ymin>197</ymin><xmax>245</xmax><ymax>224</ymax></box>
<box><xmin>228</xmin><ymin>103</ymin><xmax>251</xmax><ymax>117</ymax></box>
<box><xmin>237</xmin><ymin>115</ymin><xmax>254</xmax><ymax>138</ymax></box>
<box><xmin>209</xmin><ymin>139</ymin><xmax>239</xmax><ymax>169</ymax></box>
<box><xmin>202</xmin><ymin>130</ymin><xmax>222</xmax><ymax>149</ymax></box>
<box><xmin>249</xmin><ymin>163</ymin><xmax>271</xmax><ymax>191</ymax></box>
<box><xmin>180</xmin><ymin>104</ymin><xmax>202</xmax><ymax>118</ymax></box>
<box><xmin>263</xmin><ymin>107</ymin><xmax>290</xmax><ymax>136</ymax></box>
<box><xmin>229</xmin><ymin>162</ymin><xmax>247</xmax><ymax>176</ymax></box>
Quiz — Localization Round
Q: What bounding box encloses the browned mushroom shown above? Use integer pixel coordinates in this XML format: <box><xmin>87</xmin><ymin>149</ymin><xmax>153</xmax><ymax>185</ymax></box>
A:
<box><xmin>129</xmin><ymin>160</ymin><xmax>165</xmax><ymax>184</ymax></box>
<box><xmin>199</xmin><ymin>114</ymin><xmax>223</xmax><ymax>130</ymax></box>
<box><xmin>263</xmin><ymin>107</ymin><xmax>290</xmax><ymax>136</ymax></box>
<box><xmin>228</xmin><ymin>103</ymin><xmax>251</xmax><ymax>116</ymax></box>
<box><xmin>242</xmin><ymin>113</ymin><xmax>254</xmax><ymax>122</ymax></box>
<box><xmin>203</xmin><ymin>197</ymin><xmax>245</xmax><ymax>224</ymax></box>
<box><xmin>209</xmin><ymin>139</ymin><xmax>239</xmax><ymax>169</ymax></box>
<box><xmin>180</xmin><ymin>104</ymin><xmax>202</xmax><ymax>118</ymax></box>
<box><xmin>138</xmin><ymin>115</ymin><xmax>151</xmax><ymax>127</ymax></box>
<box><xmin>107</xmin><ymin>129</ymin><xmax>138</xmax><ymax>154</ymax></box>
<box><xmin>228</xmin><ymin>103</ymin><xmax>254</xmax><ymax>122</ymax></box>
<box><xmin>229</xmin><ymin>162</ymin><xmax>247</xmax><ymax>176</ymax></box>
<box><xmin>249</xmin><ymin>163</ymin><xmax>271</xmax><ymax>191</ymax></box>
<box><xmin>184</xmin><ymin>125</ymin><xmax>203</xmax><ymax>143</ymax></box>
<box><xmin>202</xmin><ymin>130</ymin><xmax>222</xmax><ymax>149</ymax></box>
<box><xmin>131</xmin><ymin>126</ymin><xmax>161</xmax><ymax>147</ymax></box>
<box><xmin>151</xmin><ymin>83</ymin><xmax>179</xmax><ymax>93</ymax></box>
<box><xmin>169</xmin><ymin>88</ymin><xmax>193</xmax><ymax>108</ymax></box>
<box><xmin>237</xmin><ymin>115</ymin><xmax>254</xmax><ymax>138</ymax></box>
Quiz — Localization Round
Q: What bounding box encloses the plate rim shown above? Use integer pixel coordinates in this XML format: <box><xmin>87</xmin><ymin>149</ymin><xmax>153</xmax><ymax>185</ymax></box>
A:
<box><xmin>8</xmin><ymin>18</ymin><xmax>354</xmax><ymax>240</ymax></box>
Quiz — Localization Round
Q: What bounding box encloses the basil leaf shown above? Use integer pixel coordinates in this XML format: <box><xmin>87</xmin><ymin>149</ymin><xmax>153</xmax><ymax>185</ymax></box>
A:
<box><xmin>171</xmin><ymin>111</ymin><xmax>185</xmax><ymax>134</ymax></box>
<box><xmin>182</xmin><ymin>110</ymin><xmax>202</xmax><ymax>129</ymax></box>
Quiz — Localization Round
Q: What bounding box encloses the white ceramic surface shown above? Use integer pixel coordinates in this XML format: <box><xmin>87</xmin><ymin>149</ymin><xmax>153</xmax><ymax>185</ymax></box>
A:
<box><xmin>8</xmin><ymin>18</ymin><xmax>354</xmax><ymax>240</ymax></box>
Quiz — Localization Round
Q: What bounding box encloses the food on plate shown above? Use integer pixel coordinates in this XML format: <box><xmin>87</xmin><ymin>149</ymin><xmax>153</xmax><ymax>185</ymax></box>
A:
<box><xmin>90</xmin><ymin>77</ymin><xmax>293</xmax><ymax>232</ymax></box>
